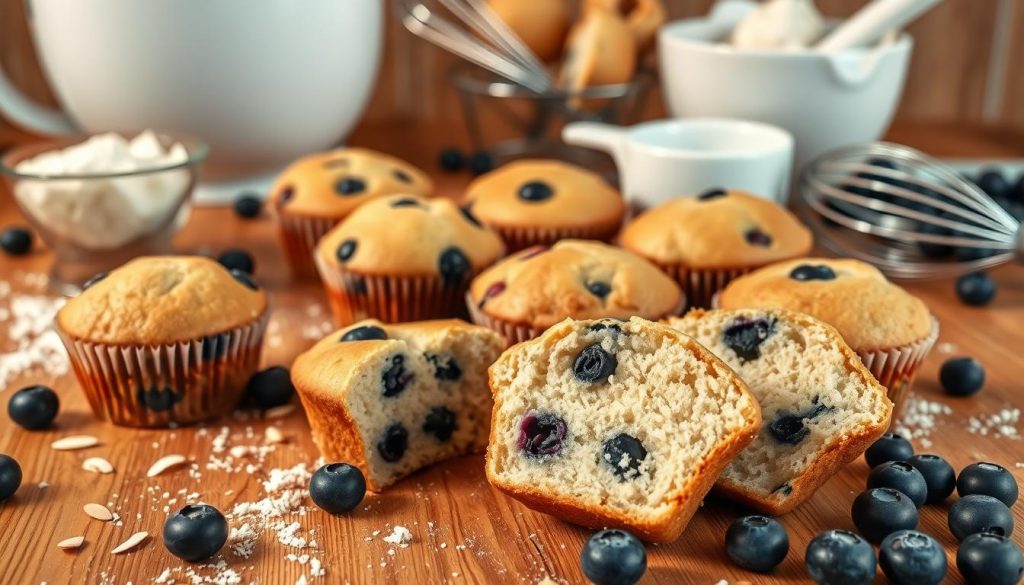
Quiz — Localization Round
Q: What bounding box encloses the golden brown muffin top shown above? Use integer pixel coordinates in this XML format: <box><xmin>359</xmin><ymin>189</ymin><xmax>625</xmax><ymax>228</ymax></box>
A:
<box><xmin>316</xmin><ymin>195</ymin><xmax>505</xmax><ymax>278</ymax></box>
<box><xmin>463</xmin><ymin>160</ymin><xmax>625</xmax><ymax>230</ymax></box>
<box><xmin>620</xmin><ymin>189</ymin><xmax>814</xmax><ymax>268</ymax></box>
<box><xmin>57</xmin><ymin>256</ymin><xmax>267</xmax><ymax>345</ymax></box>
<box><xmin>270</xmin><ymin>147</ymin><xmax>433</xmax><ymax>218</ymax></box>
<box><xmin>718</xmin><ymin>258</ymin><xmax>934</xmax><ymax>351</ymax></box>
<box><xmin>468</xmin><ymin>240</ymin><xmax>683</xmax><ymax>329</ymax></box>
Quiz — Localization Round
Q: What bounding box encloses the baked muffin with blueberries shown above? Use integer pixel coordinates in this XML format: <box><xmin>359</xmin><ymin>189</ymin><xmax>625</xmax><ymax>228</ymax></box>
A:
<box><xmin>486</xmin><ymin>317</ymin><xmax>760</xmax><ymax>542</ymax></box>
<box><xmin>292</xmin><ymin>319</ymin><xmax>506</xmax><ymax>491</ymax></box>
<box><xmin>718</xmin><ymin>258</ymin><xmax>938</xmax><ymax>413</ymax></box>
<box><xmin>467</xmin><ymin>240</ymin><xmax>682</xmax><ymax>342</ymax></box>
<box><xmin>315</xmin><ymin>194</ymin><xmax>505</xmax><ymax>326</ymax></box>
<box><xmin>55</xmin><ymin>256</ymin><xmax>269</xmax><ymax>427</ymax></box>
<box><xmin>270</xmin><ymin>147</ymin><xmax>433</xmax><ymax>277</ymax></box>
<box><xmin>620</xmin><ymin>188</ymin><xmax>813</xmax><ymax>309</ymax></box>
<box><xmin>463</xmin><ymin>160</ymin><xmax>625</xmax><ymax>252</ymax></box>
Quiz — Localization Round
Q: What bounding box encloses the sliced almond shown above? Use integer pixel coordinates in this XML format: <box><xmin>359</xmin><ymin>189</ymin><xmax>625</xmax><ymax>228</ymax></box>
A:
<box><xmin>146</xmin><ymin>454</ymin><xmax>188</xmax><ymax>478</ymax></box>
<box><xmin>111</xmin><ymin>531</ymin><xmax>148</xmax><ymax>554</ymax></box>
<box><xmin>83</xmin><ymin>503</ymin><xmax>114</xmax><ymax>521</ymax></box>
<box><xmin>82</xmin><ymin>457</ymin><xmax>114</xmax><ymax>474</ymax></box>
<box><xmin>51</xmin><ymin>435</ymin><xmax>100</xmax><ymax>451</ymax></box>
<box><xmin>264</xmin><ymin>425</ymin><xmax>286</xmax><ymax>444</ymax></box>
<box><xmin>57</xmin><ymin>536</ymin><xmax>85</xmax><ymax>550</ymax></box>
<box><xmin>264</xmin><ymin>404</ymin><xmax>295</xmax><ymax>419</ymax></box>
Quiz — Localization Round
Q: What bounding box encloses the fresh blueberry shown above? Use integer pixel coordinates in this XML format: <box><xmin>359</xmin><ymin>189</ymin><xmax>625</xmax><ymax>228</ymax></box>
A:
<box><xmin>907</xmin><ymin>454</ymin><xmax>956</xmax><ymax>504</ymax></box>
<box><xmin>697</xmin><ymin>188</ymin><xmax>727</xmax><ymax>201</ymax></box>
<box><xmin>517</xmin><ymin>181</ymin><xmax>554</xmax><ymax>202</ymax></box>
<box><xmin>879</xmin><ymin>530</ymin><xmax>947</xmax><ymax>585</ymax></box>
<box><xmin>580</xmin><ymin>529</ymin><xmax>647</xmax><ymax>585</ymax></box>
<box><xmin>586</xmin><ymin>282</ymin><xmax>611</xmax><ymax>299</ymax></box>
<box><xmin>725</xmin><ymin>515</ymin><xmax>789</xmax><ymax>573</ymax></box>
<box><xmin>790</xmin><ymin>264</ymin><xmax>837</xmax><ymax>281</ymax></box>
<box><xmin>468</xmin><ymin>151</ymin><xmax>494</xmax><ymax>176</ymax></box>
<box><xmin>852</xmin><ymin>487</ymin><xmax>919</xmax><ymax>543</ymax></box>
<box><xmin>957</xmin><ymin>273</ymin><xmax>996</xmax><ymax>306</ymax></box>
<box><xmin>336</xmin><ymin>239</ymin><xmax>357</xmax><ymax>262</ymax></box>
<box><xmin>459</xmin><ymin>205</ymin><xmax>482</xmax><ymax>228</ymax></box>
<box><xmin>958</xmin><ymin>462</ymin><xmax>1018</xmax><ymax>506</ymax></box>
<box><xmin>381</xmin><ymin>355</ymin><xmax>413</xmax><ymax>397</ymax></box>
<box><xmin>949</xmin><ymin>494</ymin><xmax>1014</xmax><ymax>541</ymax></box>
<box><xmin>0</xmin><ymin>227</ymin><xmax>32</xmax><ymax>256</ymax></box>
<box><xmin>309</xmin><ymin>462</ymin><xmax>366</xmax><ymax>514</ymax></box>
<box><xmin>377</xmin><ymin>423</ymin><xmax>408</xmax><ymax>462</ymax></box>
<box><xmin>233</xmin><ymin>193</ymin><xmax>263</xmax><ymax>219</ymax></box>
<box><xmin>744</xmin><ymin>228</ymin><xmax>773</xmax><ymax>247</ymax></box>
<box><xmin>1014</xmin><ymin>173</ymin><xmax>1024</xmax><ymax>202</ymax></box>
<box><xmin>334</xmin><ymin>177</ymin><xmax>366</xmax><ymax>195</ymax></box>
<box><xmin>957</xmin><ymin>532</ymin><xmax>1024</xmax><ymax>585</ymax></box>
<box><xmin>722</xmin><ymin>317</ymin><xmax>775</xmax><ymax>361</ymax></box>
<box><xmin>245</xmin><ymin>367</ymin><xmax>295</xmax><ymax>410</ymax></box>
<box><xmin>341</xmin><ymin>325</ymin><xmax>388</xmax><ymax>342</ymax></box>
<box><xmin>865</xmin><ymin>433</ymin><xmax>914</xmax><ymax>468</ymax></box>
<box><xmin>82</xmin><ymin>271</ymin><xmax>108</xmax><ymax>290</ymax></box>
<box><xmin>229</xmin><ymin>269</ymin><xmax>258</xmax><ymax>291</ymax></box>
<box><xmin>138</xmin><ymin>386</ymin><xmax>180</xmax><ymax>412</ymax></box>
<box><xmin>425</xmin><ymin>354</ymin><xmax>461</xmax><ymax>381</ymax></box>
<box><xmin>0</xmin><ymin>454</ymin><xmax>22</xmax><ymax>500</ymax></box>
<box><xmin>517</xmin><ymin>410</ymin><xmax>567</xmax><ymax>458</ymax></box>
<box><xmin>393</xmin><ymin>169</ymin><xmax>413</xmax><ymax>184</ymax></box>
<box><xmin>438</xmin><ymin>147</ymin><xmax>464</xmax><ymax>172</ymax></box>
<box><xmin>601</xmin><ymin>433</ymin><xmax>647</xmax><ymax>479</ymax></box>
<box><xmin>422</xmin><ymin>406</ymin><xmax>457</xmax><ymax>441</ymax></box>
<box><xmin>218</xmin><ymin>249</ymin><xmax>255</xmax><ymax>274</ymax></box>
<box><xmin>438</xmin><ymin>247</ymin><xmax>471</xmax><ymax>285</ymax></box>
<box><xmin>940</xmin><ymin>357</ymin><xmax>985</xmax><ymax>397</ymax></box>
<box><xmin>868</xmin><ymin>461</ymin><xmax>928</xmax><ymax>508</ymax></box>
<box><xmin>956</xmin><ymin>246</ymin><xmax>1000</xmax><ymax>262</ymax></box>
<box><xmin>917</xmin><ymin>222</ymin><xmax>955</xmax><ymax>258</ymax></box>
<box><xmin>805</xmin><ymin>529</ymin><xmax>877</xmax><ymax>585</ymax></box>
<box><xmin>7</xmin><ymin>385</ymin><xmax>59</xmax><ymax>430</ymax></box>
<box><xmin>163</xmin><ymin>504</ymin><xmax>229</xmax><ymax>562</ymax></box>
<box><xmin>976</xmin><ymin>169</ymin><xmax>1012</xmax><ymax>199</ymax></box>
<box><xmin>573</xmin><ymin>344</ymin><xmax>617</xmax><ymax>384</ymax></box>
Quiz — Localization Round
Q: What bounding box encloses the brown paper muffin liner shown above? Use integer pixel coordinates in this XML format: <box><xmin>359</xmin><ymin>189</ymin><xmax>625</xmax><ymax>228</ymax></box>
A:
<box><xmin>316</xmin><ymin>254</ymin><xmax>478</xmax><ymax>326</ymax></box>
<box><xmin>490</xmin><ymin>220</ymin><xmax>622</xmax><ymax>254</ymax></box>
<box><xmin>858</xmin><ymin>317</ymin><xmax>940</xmax><ymax>419</ymax></box>
<box><xmin>56</xmin><ymin>311</ymin><xmax>269</xmax><ymax>428</ymax></box>
<box><xmin>276</xmin><ymin>212</ymin><xmax>342</xmax><ymax>279</ymax></box>
<box><xmin>656</xmin><ymin>263</ymin><xmax>755</xmax><ymax>310</ymax></box>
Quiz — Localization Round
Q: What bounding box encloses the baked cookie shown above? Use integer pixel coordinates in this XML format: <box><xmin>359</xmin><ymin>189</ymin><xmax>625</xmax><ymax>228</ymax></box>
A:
<box><xmin>315</xmin><ymin>194</ymin><xmax>505</xmax><ymax>326</ymax></box>
<box><xmin>487</xmin><ymin>0</ymin><xmax>570</xmax><ymax>62</ymax></box>
<box><xmin>467</xmin><ymin>240</ymin><xmax>683</xmax><ymax>342</ymax></box>
<box><xmin>463</xmin><ymin>159</ymin><xmax>625</xmax><ymax>251</ymax></box>
<box><xmin>668</xmin><ymin>308</ymin><xmax>893</xmax><ymax>514</ymax></box>
<box><xmin>292</xmin><ymin>319</ymin><xmax>507</xmax><ymax>491</ymax></box>
<box><xmin>56</xmin><ymin>256</ymin><xmax>269</xmax><ymax>427</ymax></box>
<box><xmin>271</xmin><ymin>147</ymin><xmax>433</xmax><ymax>277</ymax></box>
<box><xmin>585</xmin><ymin>0</ymin><xmax>667</xmax><ymax>51</ymax></box>
<box><xmin>486</xmin><ymin>317</ymin><xmax>761</xmax><ymax>542</ymax></box>
<box><xmin>560</xmin><ymin>8</ymin><xmax>637</xmax><ymax>108</ymax></box>
<box><xmin>718</xmin><ymin>258</ymin><xmax>938</xmax><ymax>412</ymax></box>
<box><xmin>620</xmin><ymin>189</ymin><xmax>813</xmax><ymax>308</ymax></box>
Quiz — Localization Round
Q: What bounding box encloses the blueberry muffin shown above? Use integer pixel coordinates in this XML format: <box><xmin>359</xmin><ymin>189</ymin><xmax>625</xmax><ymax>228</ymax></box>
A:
<box><xmin>718</xmin><ymin>258</ymin><xmax>938</xmax><ymax>412</ymax></box>
<box><xmin>668</xmin><ymin>308</ymin><xmax>892</xmax><ymax>515</ymax></box>
<box><xmin>55</xmin><ymin>256</ymin><xmax>269</xmax><ymax>427</ymax></box>
<box><xmin>467</xmin><ymin>240</ymin><xmax>682</xmax><ymax>342</ymax></box>
<box><xmin>463</xmin><ymin>160</ymin><xmax>626</xmax><ymax>252</ymax></box>
<box><xmin>620</xmin><ymin>189</ymin><xmax>814</xmax><ymax>308</ymax></box>
<box><xmin>292</xmin><ymin>319</ymin><xmax>506</xmax><ymax>491</ymax></box>
<box><xmin>270</xmin><ymin>147</ymin><xmax>433</xmax><ymax>277</ymax></box>
<box><xmin>486</xmin><ymin>317</ymin><xmax>761</xmax><ymax>542</ymax></box>
<box><xmin>315</xmin><ymin>194</ymin><xmax>505</xmax><ymax>326</ymax></box>
<box><xmin>560</xmin><ymin>8</ymin><xmax>637</xmax><ymax>109</ymax></box>
<box><xmin>585</xmin><ymin>0</ymin><xmax>667</xmax><ymax>51</ymax></box>
<box><xmin>487</xmin><ymin>0</ymin><xmax>570</xmax><ymax>62</ymax></box>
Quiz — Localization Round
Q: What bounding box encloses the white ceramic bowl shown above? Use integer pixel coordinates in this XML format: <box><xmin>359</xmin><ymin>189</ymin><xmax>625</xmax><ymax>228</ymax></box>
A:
<box><xmin>658</xmin><ymin>17</ymin><xmax>912</xmax><ymax>171</ymax></box>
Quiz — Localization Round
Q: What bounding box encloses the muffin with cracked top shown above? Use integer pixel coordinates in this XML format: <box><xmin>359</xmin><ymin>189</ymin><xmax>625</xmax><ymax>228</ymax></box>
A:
<box><xmin>56</xmin><ymin>256</ymin><xmax>269</xmax><ymax>427</ymax></box>
<box><xmin>315</xmin><ymin>194</ymin><xmax>505</xmax><ymax>326</ymax></box>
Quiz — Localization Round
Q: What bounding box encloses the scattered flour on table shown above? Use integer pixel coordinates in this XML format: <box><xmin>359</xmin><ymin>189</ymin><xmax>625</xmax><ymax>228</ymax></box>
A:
<box><xmin>893</xmin><ymin>396</ymin><xmax>952</xmax><ymax>448</ymax></box>
<box><xmin>967</xmin><ymin>408</ymin><xmax>1021</xmax><ymax>439</ymax></box>
<box><xmin>0</xmin><ymin>275</ymin><xmax>68</xmax><ymax>391</ymax></box>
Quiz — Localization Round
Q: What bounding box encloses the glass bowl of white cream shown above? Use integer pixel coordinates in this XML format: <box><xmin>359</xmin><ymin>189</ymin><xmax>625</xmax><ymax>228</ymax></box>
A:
<box><xmin>0</xmin><ymin>130</ymin><xmax>208</xmax><ymax>294</ymax></box>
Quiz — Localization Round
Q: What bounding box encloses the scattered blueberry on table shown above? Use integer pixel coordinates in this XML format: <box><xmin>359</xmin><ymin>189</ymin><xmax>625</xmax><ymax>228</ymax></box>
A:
<box><xmin>163</xmin><ymin>504</ymin><xmax>229</xmax><ymax>562</ymax></box>
<box><xmin>468</xmin><ymin>151</ymin><xmax>494</xmax><ymax>176</ymax></box>
<box><xmin>233</xmin><ymin>193</ymin><xmax>263</xmax><ymax>219</ymax></box>
<box><xmin>976</xmin><ymin>168</ymin><xmax>1013</xmax><ymax>200</ymax></box>
<box><xmin>309</xmin><ymin>463</ymin><xmax>366</xmax><ymax>514</ymax></box>
<box><xmin>957</xmin><ymin>462</ymin><xmax>1019</xmax><ymax>506</ymax></box>
<box><xmin>0</xmin><ymin>454</ymin><xmax>21</xmax><ymax>500</ymax></box>
<box><xmin>438</xmin><ymin>147</ymin><xmax>465</xmax><ymax>172</ymax></box>
<box><xmin>865</xmin><ymin>432</ymin><xmax>914</xmax><ymax>468</ymax></box>
<box><xmin>218</xmin><ymin>248</ymin><xmax>255</xmax><ymax>275</ymax></box>
<box><xmin>879</xmin><ymin>530</ymin><xmax>947</xmax><ymax>585</ymax></box>
<box><xmin>957</xmin><ymin>272</ymin><xmax>996</xmax><ymax>306</ymax></box>
<box><xmin>804</xmin><ymin>529</ymin><xmax>876</xmax><ymax>585</ymax></box>
<box><xmin>956</xmin><ymin>532</ymin><xmax>1024</xmax><ymax>585</ymax></box>
<box><xmin>852</xmin><ymin>487</ymin><xmax>919</xmax><ymax>543</ymax></box>
<box><xmin>0</xmin><ymin>227</ymin><xmax>32</xmax><ymax>256</ymax></box>
<box><xmin>940</xmin><ymin>356</ymin><xmax>985</xmax><ymax>397</ymax></box>
<box><xmin>948</xmin><ymin>494</ymin><xmax>1014</xmax><ymax>542</ymax></box>
<box><xmin>245</xmin><ymin>367</ymin><xmax>295</xmax><ymax>410</ymax></box>
<box><xmin>907</xmin><ymin>454</ymin><xmax>956</xmax><ymax>504</ymax></box>
<box><xmin>724</xmin><ymin>515</ymin><xmax>789</xmax><ymax>573</ymax></box>
<box><xmin>7</xmin><ymin>385</ymin><xmax>59</xmax><ymax>430</ymax></box>
<box><xmin>579</xmin><ymin>529</ymin><xmax>647</xmax><ymax>585</ymax></box>
<box><xmin>867</xmin><ymin>461</ymin><xmax>928</xmax><ymax>508</ymax></box>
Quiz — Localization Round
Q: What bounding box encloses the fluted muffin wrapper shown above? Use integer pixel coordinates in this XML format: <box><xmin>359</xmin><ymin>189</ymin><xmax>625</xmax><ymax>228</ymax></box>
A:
<box><xmin>56</xmin><ymin>311</ymin><xmax>269</xmax><ymax>428</ymax></box>
<box><xmin>490</xmin><ymin>220</ymin><xmax>621</xmax><ymax>254</ymax></box>
<box><xmin>656</xmin><ymin>262</ymin><xmax>756</xmax><ymax>310</ymax></box>
<box><xmin>858</xmin><ymin>317</ymin><xmax>939</xmax><ymax>419</ymax></box>
<box><xmin>276</xmin><ymin>211</ymin><xmax>342</xmax><ymax>279</ymax></box>
<box><xmin>316</xmin><ymin>254</ymin><xmax>479</xmax><ymax>326</ymax></box>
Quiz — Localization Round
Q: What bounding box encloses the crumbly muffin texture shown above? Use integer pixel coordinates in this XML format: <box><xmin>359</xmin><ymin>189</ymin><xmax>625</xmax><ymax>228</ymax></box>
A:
<box><xmin>292</xmin><ymin>319</ymin><xmax>507</xmax><ymax>491</ymax></box>
<box><xmin>486</xmin><ymin>317</ymin><xmax>761</xmax><ymax>542</ymax></box>
<box><xmin>620</xmin><ymin>189</ymin><xmax>813</xmax><ymax>268</ymax></box>
<box><xmin>668</xmin><ymin>309</ymin><xmax>892</xmax><ymax>514</ymax></box>
<box><xmin>718</xmin><ymin>257</ymin><xmax>933</xmax><ymax>351</ymax></box>
<box><xmin>270</xmin><ymin>147</ymin><xmax>432</xmax><ymax>218</ymax></box>
<box><xmin>57</xmin><ymin>256</ymin><xmax>266</xmax><ymax>345</ymax></box>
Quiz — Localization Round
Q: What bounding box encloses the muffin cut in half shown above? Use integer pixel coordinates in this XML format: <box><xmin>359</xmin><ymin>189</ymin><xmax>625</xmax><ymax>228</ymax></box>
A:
<box><xmin>292</xmin><ymin>319</ymin><xmax>507</xmax><ymax>491</ymax></box>
<box><xmin>668</xmin><ymin>308</ymin><xmax>893</xmax><ymax>515</ymax></box>
<box><xmin>486</xmin><ymin>317</ymin><xmax>761</xmax><ymax>542</ymax></box>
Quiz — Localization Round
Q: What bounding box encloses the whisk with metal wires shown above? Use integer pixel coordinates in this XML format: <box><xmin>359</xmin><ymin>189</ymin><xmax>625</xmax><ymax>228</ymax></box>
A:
<box><xmin>800</xmin><ymin>142</ymin><xmax>1022</xmax><ymax>279</ymax></box>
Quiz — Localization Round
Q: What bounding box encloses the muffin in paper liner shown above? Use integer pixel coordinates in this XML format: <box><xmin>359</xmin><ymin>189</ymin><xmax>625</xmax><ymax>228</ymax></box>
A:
<box><xmin>276</xmin><ymin>212</ymin><xmax>340</xmax><ymax>279</ymax></box>
<box><xmin>655</xmin><ymin>263</ymin><xmax>754</xmax><ymax>310</ymax></box>
<box><xmin>490</xmin><ymin>219</ymin><xmax>622</xmax><ymax>254</ymax></box>
<box><xmin>857</xmin><ymin>317</ymin><xmax>939</xmax><ymax>419</ymax></box>
<box><xmin>56</xmin><ymin>311</ymin><xmax>269</xmax><ymax>428</ymax></box>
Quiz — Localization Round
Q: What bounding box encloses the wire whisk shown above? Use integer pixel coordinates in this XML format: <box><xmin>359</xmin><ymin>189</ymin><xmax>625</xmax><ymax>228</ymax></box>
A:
<box><xmin>800</xmin><ymin>142</ymin><xmax>1022</xmax><ymax>279</ymax></box>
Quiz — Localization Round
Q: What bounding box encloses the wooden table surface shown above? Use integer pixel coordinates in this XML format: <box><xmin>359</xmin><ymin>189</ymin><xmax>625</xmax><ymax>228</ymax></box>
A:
<box><xmin>1</xmin><ymin>122</ymin><xmax>1024</xmax><ymax>585</ymax></box>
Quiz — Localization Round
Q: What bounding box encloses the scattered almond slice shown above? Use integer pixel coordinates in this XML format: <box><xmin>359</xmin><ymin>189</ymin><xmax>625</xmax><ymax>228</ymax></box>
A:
<box><xmin>51</xmin><ymin>435</ymin><xmax>100</xmax><ymax>451</ymax></box>
<box><xmin>264</xmin><ymin>404</ymin><xmax>295</xmax><ymax>419</ymax></box>
<box><xmin>265</xmin><ymin>425</ymin><xmax>286</xmax><ymax>444</ymax></box>
<box><xmin>84</xmin><ymin>503</ymin><xmax>113</xmax><ymax>521</ymax></box>
<box><xmin>82</xmin><ymin>457</ymin><xmax>114</xmax><ymax>474</ymax></box>
<box><xmin>111</xmin><ymin>531</ymin><xmax>148</xmax><ymax>554</ymax></box>
<box><xmin>57</xmin><ymin>536</ymin><xmax>85</xmax><ymax>550</ymax></box>
<box><xmin>146</xmin><ymin>454</ymin><xmax>188</xmax><ymax>478</ymax></box>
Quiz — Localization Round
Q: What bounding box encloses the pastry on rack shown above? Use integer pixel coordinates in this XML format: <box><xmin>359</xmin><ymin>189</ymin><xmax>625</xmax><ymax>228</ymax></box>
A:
<box><xmin>485</xmin><ymin>317</ymin><xmax>761</xmax><ymax>542</ymax></box>
<box><xmin>559</xmin><ymin>7</ymin><xmax>637</xmax><ymax>105</ymax></box>
<box><xmin>585</xmin><ymin>0</ymin><xmax>667</xmax><ymax>51</ymax></box>
<box><xmin>486</xmin><ymin>0</ymin><xmax>570</xmax><ymax>63</ymax></box>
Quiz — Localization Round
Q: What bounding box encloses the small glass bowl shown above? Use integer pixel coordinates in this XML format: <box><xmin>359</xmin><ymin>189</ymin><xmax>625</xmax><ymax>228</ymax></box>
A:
<box><xmin>0</xmin><ymin>131</ymin><xmax>208</xmax><ymax>295</ymax></box>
